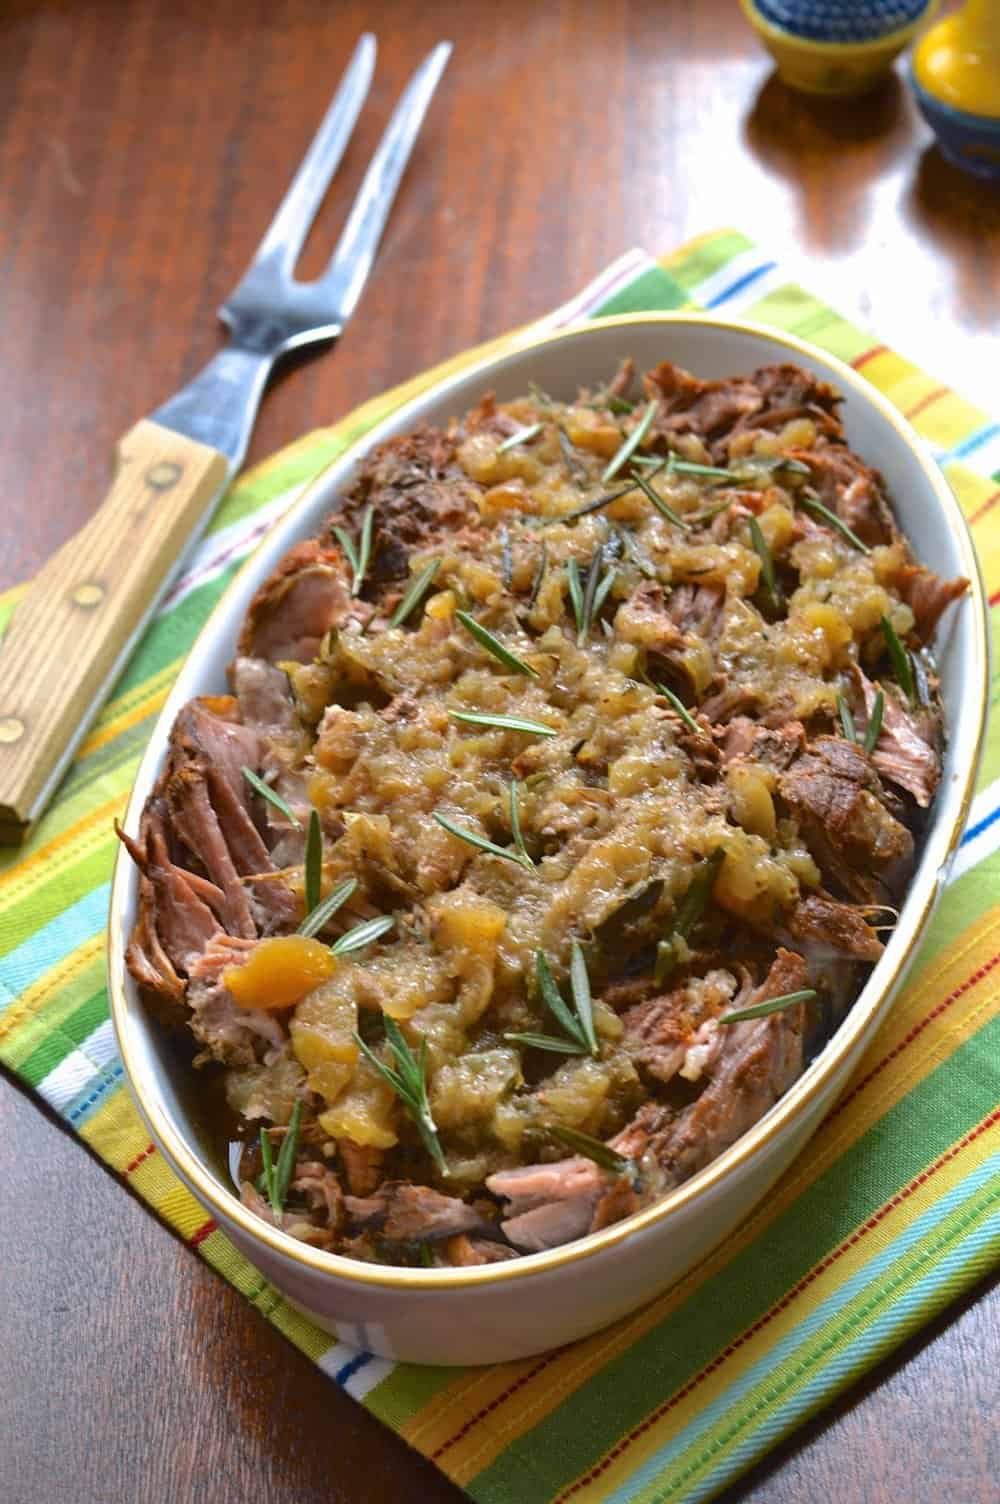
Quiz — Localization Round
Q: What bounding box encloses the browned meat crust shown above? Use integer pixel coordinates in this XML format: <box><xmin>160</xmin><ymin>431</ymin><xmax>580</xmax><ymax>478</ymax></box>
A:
<box><xmin>778</xmin><ymin>737</ymin><xmax>914</xmax><ymax>901</ymax></box>
<box><xmin>895</xmin><ymin>563</ymin><xmax>969</xmax><ymax>645</ymax></box>
<box><xmin>238</xmin><ymin>539</ymin><xmax>357</xmax><ymax>663</ymax></box>
<box><xmin>784</xmin><ymin>894</ymin><xmax>884</xmax><ymax>962</ymax></box>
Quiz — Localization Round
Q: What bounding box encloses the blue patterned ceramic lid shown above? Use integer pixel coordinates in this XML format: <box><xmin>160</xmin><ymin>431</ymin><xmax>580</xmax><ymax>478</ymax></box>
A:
<box><xmin>754</xmin><ymin>0</ymin><xmax>932</xmax><ymax>43</ymax></box>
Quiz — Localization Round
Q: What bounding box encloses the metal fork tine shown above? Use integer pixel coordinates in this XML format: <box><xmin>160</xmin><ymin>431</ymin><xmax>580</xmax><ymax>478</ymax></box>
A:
<box><xmin>244</xmin><ymin>33</ymin><xmax>377</xmax><ymax>278</ymax></box>
<box><xmin>316</xmin><ymin>41</ymin><xmax>452</xmax><ymax>325</ymax></box>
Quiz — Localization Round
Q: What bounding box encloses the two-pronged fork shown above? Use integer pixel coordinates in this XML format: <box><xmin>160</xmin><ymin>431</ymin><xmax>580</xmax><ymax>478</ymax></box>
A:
<box><xmin>0</xmin><ymin>34</ymin><xmax>451</xmax><ymax>844</ymax></box>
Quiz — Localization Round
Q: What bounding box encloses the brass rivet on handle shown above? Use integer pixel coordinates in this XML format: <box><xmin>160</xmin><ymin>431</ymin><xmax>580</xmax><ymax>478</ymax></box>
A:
<box><xmin>0</xmin><ymin>715</ymin><xmax>26</xmax><ymax>744</ymax></box>
<box><xmin>71</xmin><ymin>582</ymin><xmax>105</xmax><ymax>609</ymax></box>
<box><xmin>146</xmin><ymin>461</ymin><xmax>182</xmax><ymax>490</ymax></box>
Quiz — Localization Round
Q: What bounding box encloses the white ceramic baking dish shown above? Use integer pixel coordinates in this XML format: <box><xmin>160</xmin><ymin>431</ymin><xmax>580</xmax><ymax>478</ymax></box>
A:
<box><xmin>108</xmin><ymin>313</ymin><xmax>988</xmax><ymax>1365</ymax></box>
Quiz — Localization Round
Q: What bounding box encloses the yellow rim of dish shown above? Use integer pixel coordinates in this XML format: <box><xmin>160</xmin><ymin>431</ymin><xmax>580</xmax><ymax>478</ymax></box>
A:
<box><xmin>740</xmin><ymin>0</ymin><xmax>937</xmax><ymax>57</ymax></box>
<box><xmin>107</xmin><ymin>310</ymin><xmax>989</xmax><ymax>1291</ymax></box>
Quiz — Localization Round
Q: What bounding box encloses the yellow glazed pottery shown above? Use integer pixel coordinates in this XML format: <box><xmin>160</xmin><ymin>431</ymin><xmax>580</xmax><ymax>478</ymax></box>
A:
<box><xmin>741</xmin><ymin>0</ymin><xmax>938</xmax><ymax>96</ymax></box>
<box><xmin>912</xmin><ymin>0</ymin><xmax>1000</xmax><ymax>177</ymax></box>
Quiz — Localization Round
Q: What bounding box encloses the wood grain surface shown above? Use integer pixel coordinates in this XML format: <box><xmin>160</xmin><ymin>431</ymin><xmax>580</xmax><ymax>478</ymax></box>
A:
<box><xmin>1</xmin><ymin>1</ymin><xmax>998</xmax><ymax>1501</ymax></box>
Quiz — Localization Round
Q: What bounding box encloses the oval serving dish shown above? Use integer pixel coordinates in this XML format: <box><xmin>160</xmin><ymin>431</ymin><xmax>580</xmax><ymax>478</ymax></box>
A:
<box><xmin>108</xmin><ymin>313</ymin><xmax>987</xmax><ymax>1366</ymax></box>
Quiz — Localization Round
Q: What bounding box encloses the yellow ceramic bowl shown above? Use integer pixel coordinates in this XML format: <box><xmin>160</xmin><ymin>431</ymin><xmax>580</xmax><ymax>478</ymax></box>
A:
<box><xmin>741</xmin><ymin>0</ymin><xmax>938</xmax><ymax>96</ymax></box>
<box><xmin>108</xmin><ymin>313</ymin><xmax>987</xmax><ymax>1366</ymax></box>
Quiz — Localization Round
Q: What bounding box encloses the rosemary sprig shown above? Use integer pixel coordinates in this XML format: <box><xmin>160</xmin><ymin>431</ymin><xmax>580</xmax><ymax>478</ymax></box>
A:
<box><xmin>508</xmin><ymin>779</ymin><xmax>532</xmax><ymax>866</ymax></box>
<box><xmin>657</xmin><ymin>682</ymin><xmax>699</xmax><ymax>735</ymax></box>
<box><xmin>497</xmin><ymin>421</ymin><xmax>544</xmax><ymax>454</ymax></box>
<box><xmin>567</xmin><ymin>482</ymin><xmax>634</xmax><ymax>520</ymax></box>
<box><xmin>353</xmin><ymin>1017</ymin><xmax>447</xmax><ymax>1175</ymax></box>
<box><xmin>748</xmin><ymin>515</ymin><xmax>783</xmax><ymax>615</ymax></box>
<box><xmin>298</xmin><ymin>876</ymin><xmax>357</xmax><ymax>939</ymax></box>
<box><xmin>602</xmin><ymin>399</ymin><xmax>659</xmax><ymax>483</ymax></box>
<box><xmin>880</xmin><ymin>615</ymin><xmax>916</xmax><ymax>704</ymax></box>
<box><xmin>578</xmin><ymin>548</ymin><xmax>616</xmax><ymax>644</ymax></box>
<box><xmin>566</xmin><ymin>557</ymin><xmax>584</xmax><ymax>637</ymax></box>
<box><xmin>500</xmin><ymin>526</ymin><xmax>513</xmax><ymax>590</ymax></box>
<box><xmin>331</xmin><ymin>915</ymin><xmax>396</xmax><ymax>955</ymax></box>
<box><xmin>303</xmin><ymin>809</ymin><xmax>322</xmax><ymax>918</ymax></box>
<box><xmin>449</xmin><ymin>710</ymin><xmax>557</xmax><ymax>737</ymax></box>
<box><xmin>528</xmin><ymin>380</ymin><xmax>553</xmax><ymax>410</ymax></box>
<box><xmin>259</xmin><ymin>1098</ymin><xmax>303</xmax><ymax>1216</ymax></box>
<box><xmin>503</xmin><ymin>1030</ymin><xmax>589</xmax><ymax>1056</ymax></box>
<box><xmin>529</xmin><ymin>540</ymin><xmax>549</xmax><ymax>607</ymax></box>
<box><xmin>241</xmin><ymin>766</ymin><xmax>302</xmax><ymax>830</ymax></box>
<box><xmin>433</xmin><ymin>810</ymin><xmax>534</xmax><ymax>871</ymax></box>
<box><xmin>735</xmin><ymin>454</ymin><xmax>811</xmax><ymax>478</ymax></box>
<box><xmin>666</xmin><ymin>454</ymin><xmax>735</xmax><ymax>482</ymax></box>
<box><xmin>630</xmin><ymin>466</ymin><xmax>690</xmax><ymax>530</ymax></box>
<box><xmin>655</xmin><ymin>849</ymin><xmax>724</xmax><ymax>983</ymax></box>
<box><xmin>456</xmin><ymin>610</ymin><xmax>540</xmax><ymax>678</ymax></box>
<box><xmin>837</xmin><ymin>693</ymin><xmax>857</xmax><ymax>744</ymax></box>
<box><xmin>546</xmin><ymin>1124</ymin><xmax>638</xmax><ymax>1184</ymax></box>
<box><xmin>719</xmin><ymin>988</ymin><xmax>817</xmax><ymax>1024</ymax></box>
<box><xmin>557</xmin><ymin>425</ymin><xmax>587</xmax><ymax>487</ymax></box>
<box><xmin>390</xmin><ymin>557</ymin><xmax>441</xmax><ymax>628</ymax></box>
<box><xmin>799</xmin><ymin>491</ymin><xmax>870</xmax><ymax>554</ymax></box>
<box><xmin>532</xmin><ymin>949</ymin><xmax>598</xmax><ymax>1055</ymax></box>
<box><xmin>863</xmin><ymin>687</ymin><xmax>885</xmax><ymax>754</ymax></box>
<box><xmin>333</xmin><ymin>503</ymin><xmax>375</xmax><ymax>596</ymax></box>
<box><xmin>569</xmin><ymin>940</ymin><xmax>598</xmax><ymax>1056</ymax></box>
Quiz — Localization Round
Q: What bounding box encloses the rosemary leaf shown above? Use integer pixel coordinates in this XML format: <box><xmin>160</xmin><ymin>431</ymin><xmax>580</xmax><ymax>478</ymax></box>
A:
<box><xmin>529</xmin><ymin>540</ymin><xmax>549</xmax><ymax>607</ymax></box>
<box><xmin>799</xmin><ymin>492</ymin><xmax>871</xmax><ymax>554</ymax></box>
<box><xmin>528</xmin><ymin>380</ymin><xmax>553</xmax><ymax>410</ymax></box>
<box><xmin>631</xmin><ymin>468</ymin><xmax>690</xmax><ymax>530</ymax></box>
<box><xmin>568</xmin><ymin>482</ymin><xmax>634</xmax><ymax>520</ymax></box>
<box><xmin>449</xmin><ymin>710</ymin><xmax>557</xmax><ymax>737</ymax></box>
<box><xmin>497</xmin><ymin>421</ymin><xmax>544</xmax><ymax>454</ymax></box>
<box><xmin>557</xmin><ymin>425</ymin><xmax>587</xmax><ymax>486</ymax></box>
<box><xmin>837</xmin><ymin>693</ymin><xmax>857</xmax><ymax>744</ymax></box>
<box><xmin>666</xmin><ymin>454</ymin><xmax>734</xmax><ymax>481</ymax></box>
<box><xmin>298</xmin><ymin>876</ymin><xmax>357</xmax><ymax>939</ymax></box>
<box><xmin>674</xmin><ymin>849</ymin><xmax>725</xmax><ymax>936</ymax></box>
<box><xmin>259</xmin><ymin>1126</ymin><xmax>276</xmax><ymax>1210</ymax></box>
<box><xmin>241</xmin><ymin>765</ymin><xmax>302</xmax><ymax>830</ymax></box>
<box><xmin>271</xmin><ymin>1098</ymin><xmax>303</xmax><ymax>1214</ymax></box>
<box><xmin>566</xmin><ymin>557</ymin><xmax>585</xmax><ymax>637</ymax></box>
<box><xmin>602</xmin><ymin>399</ymin><xmax>659</xmax><ymax>483</ymax></box>
<box><xmin>456</xmin><ymin>610</ymin><xmax>540</xmax><ymax>678</ymax></box>
<box><xmin>592</xmin><ymin>566</ymin><xmax>617</xmax><ymax>621</ymax></box>
<box><xmin>547</xmin><ymin>1124</ymin><xmax>637</xmax><ymax>1183</ymax></box>
<box><xmin>578</xmin><ymin>549</ymin><xmax>603</xmax><ymax>644</ymax></box>
<box><xmin>605</xmin><ymin>394</ymin><xmax>634</xmax><ymax>415</ymax></box>
<box><xmin>304</xmin><ymin>809</ymin><xmax>322</xmax><ymax>918</ymax></box>
<box><xmin>509</xmin><ymin>779</ymin><xmax>530</xmax><ymax>864</ymax></box>
<box><xmin>748</xmin><ymin>515</ymin><xmax>783</xmax><ymax>614</ymax></box>
<box><xmin>503</xmin><ymin>1031</ymin><xmax>589</xmax><ymax>1056</ymax></box>
<box><xmin>500</xmin><ymin>526</ymin><xmax>513</xmax><ymax>590</ymax></box>
<box><xmin>354</xmin><ymin>1020</ymin><xmax>447</xmax><ymax>1175</ymax></box>
<box><xmin>864</xmin><ymin>688</ymin><xmax>885</xmax><ymax>754</ymax></box>
<box><xmin>657</xmin><ymin>682</ymin><xmax>699</xmax><ymax>735</ymax></box>
<box><xmin>569</xmin><ymin>941</ymin><xmax>598</xmax><ymax>1056</ymax></box>
<box><xmin>880</xmin><ymin>615</ymin><xmax>916</xmax><ymax>704</ymax></box>
<box><xmin>330</xmin><ymin>915</ymin><xmax>396</xmax><ymax>956</ymax></box>
<box><xmin>535</xmin><ymin>950</ymin><xmax>587</xmax><ymax>1047</ymax></box>
<box><xmin>719</xmin><ymin>988</ymin><xmax>817</xmax><ymax>1024</ymax></box>
<box><xmin>334</xmin><ymin>504</ymin><xmax>375</xmax><ymax>595</ymax></box>
<box><xmin>389</xmin><ymin>557</ymin><xmax>441</xmax><ymax>628</ymax></box>
<box><xmin>734</xmin><ymin>454</ymin><xmax>811</xmax><ymax>478</ymax></box>
<box><xmin>433</xmin><ymin>810</ymin><xmax>534</xmax><ymax>870</ymax></box>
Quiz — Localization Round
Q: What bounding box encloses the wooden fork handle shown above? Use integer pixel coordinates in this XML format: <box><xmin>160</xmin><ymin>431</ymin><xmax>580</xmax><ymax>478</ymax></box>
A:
<box><xmin>0</xmin><ymin>419</ymin><xmax>229</xmax><ymax>844</ymax></box>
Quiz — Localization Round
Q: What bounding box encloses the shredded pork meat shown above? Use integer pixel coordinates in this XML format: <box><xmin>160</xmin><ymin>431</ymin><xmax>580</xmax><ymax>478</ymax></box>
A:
<box><xmin>121</xmin><ymin>359</ymin><xmax>965</xmax><ymax>1265</ymax></box>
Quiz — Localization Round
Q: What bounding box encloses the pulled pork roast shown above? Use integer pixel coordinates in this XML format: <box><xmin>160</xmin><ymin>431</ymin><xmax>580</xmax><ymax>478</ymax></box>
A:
<box><xmin>121</xmin><ymin>359</ymin><xmax>966</xmax><ymax>1265</ymax></box>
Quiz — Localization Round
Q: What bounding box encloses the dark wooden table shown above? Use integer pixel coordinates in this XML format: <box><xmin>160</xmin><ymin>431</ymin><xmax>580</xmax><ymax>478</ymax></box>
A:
<box><xmin>2</xmin><ymin>2</ymin><xmax>998</xmax><ymax>1500</ymax></box>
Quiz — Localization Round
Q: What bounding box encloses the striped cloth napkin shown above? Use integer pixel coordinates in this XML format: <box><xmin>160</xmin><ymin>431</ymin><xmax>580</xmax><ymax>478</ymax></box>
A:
<box><xmin>2</xmin><ymin>228</ymin><xmax>998</xmax><ymax>1504</ymax></box>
